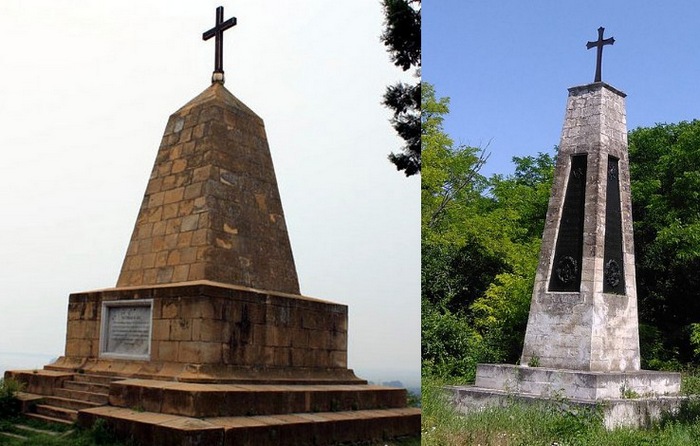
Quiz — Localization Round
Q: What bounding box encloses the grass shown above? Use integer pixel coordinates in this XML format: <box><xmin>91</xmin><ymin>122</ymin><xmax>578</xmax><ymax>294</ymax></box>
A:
<box><xmin>0</xmin><ymin>417</ymin><xmax>129</xmax><ymax>446</ymax></box>
<box><xmin>422</xmin><ymin>374</ymin><xmax>700</xmax><ymax>446</ymax></box>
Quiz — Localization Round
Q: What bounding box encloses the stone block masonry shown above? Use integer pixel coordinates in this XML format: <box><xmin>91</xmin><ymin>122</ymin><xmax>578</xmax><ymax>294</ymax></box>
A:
<box><xmin>521</xmin><ymin>83</ymin><xmax>641</xmax><ymax>372</ymax></box>
<box><xmin>5</xmin><ymin>79</ymin><xmax>420</xmax><ymax>443</ymax></box>
<box><xmin>117</xmin><ymin>83</ymin><xmax>300</xmax><ymax>295</ymax></box>
<box><xmin>54</xmin><ymin>281</ymin><xmax>354</xmax><ymax>382</ymax></box>
<box><xmin>449</xmin><ymin>82</ymin><xmax>681</xmax><ymax>430</ymax></box>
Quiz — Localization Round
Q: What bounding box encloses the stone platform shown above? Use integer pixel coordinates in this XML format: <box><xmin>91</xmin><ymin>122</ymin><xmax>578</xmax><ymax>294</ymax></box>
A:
<box><xmin>78</xmin><ymin>405</ymin><xmax>419</xmax><ymax>446</ymax></box>
<box><xmin>50</xmin><ymin>280</ymin><xmax>356</xmax><ymax>383</ymax></box>
<box><xmin>5</xmin><ymin>280</ymin><xmax>420</xmax><ymax>444</ymax></box>
<box><xmin>7</xmin><ymin>371</ymin><xmax>419</xmax><ymax>445</ymax></box>
<box><xmin>447</xmin><ymin>364</ymin><xmax>684</xmax><ymax>429</ymax></box>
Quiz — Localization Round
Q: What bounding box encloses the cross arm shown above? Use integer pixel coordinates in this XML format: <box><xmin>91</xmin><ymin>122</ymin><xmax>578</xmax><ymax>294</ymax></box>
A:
<box><xmin>203</xmin><ymin>17</ymin><xmax>237</xmax><ymax>41</ymax></box>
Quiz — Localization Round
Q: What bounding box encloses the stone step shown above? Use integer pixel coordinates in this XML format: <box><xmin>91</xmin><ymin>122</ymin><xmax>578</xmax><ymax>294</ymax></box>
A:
<box><xmin>72</xmin><ymin>373</ymin><xmax>120</xmax><ymax>386</ymax></box>
<box><xmin>34</xmin><ymin>404</ymin><xmax>78</xmax><ymax>423</ymax></box>
<box><xmin>63</xmin><ymin>380</ymin><xmax>111</xmax><ymax>394</ymax></box>
<box><xmin>0</xmin><ymin>431</ymin><xmax>28</xmax><ymax>440</ymax></box>
<box><xmin>210</xmin><ymin>408</ymin><xmax>421</xmax><ymax>446</ymax></box>
<box><xmin>110</xmin><ymin>379</ymin><xmax>410</xmax><ymax>418</ymax></box>
<box><xmin>25</xmin><ymin>411</ymin><xmax>75</xmax><ymax>426</ymax></box>
<box><xmin>42</xmin><ymin>396</ymin><xmax>103</xmax><ymax>411</ymax></box>
<box><xmin>55</xmin><ymin>387</ymin><xmax>110</xmax><ymax>404</ymax></box>
<box><xmin>14</xmin><ymin>424</ymin><xmax>64</xmax><ymax>436</ymax></box>
<box><xmin>78</xmin><ymin>406</ymin><xmax>421</xmax><ymax>446</ymax></box>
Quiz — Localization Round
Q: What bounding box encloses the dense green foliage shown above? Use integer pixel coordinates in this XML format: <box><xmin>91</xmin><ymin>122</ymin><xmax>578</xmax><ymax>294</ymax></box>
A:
<box><xmin>629</xmin><ymin>120</ymin><xmax>700</xmax><ymax>368</ymax></box>
<box><xmin>421</xmin><ymin>82</ymin><xmax>554</xmax><ymax>380</ymax></box>
<box><xmin>0</xmin><ymin>379</ymin><xmax>22</xmax><ymax>420</ymax></box>
<box><xmin>381</xmin><ymin>0</ymin><xmax>421</xmax><ymax>176</ymax></box>
<box><xmin>422</xmin><ymin>80</ymin><xmax>700</xmax><ymax>381</ymax></box>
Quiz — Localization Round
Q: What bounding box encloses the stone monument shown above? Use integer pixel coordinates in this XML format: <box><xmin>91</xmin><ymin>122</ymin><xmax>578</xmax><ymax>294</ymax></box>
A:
<box><xmin>448</xmin><ymin>28</ymin><xmax>683</xmax><ymax>428</ymax></box>
<box><xmin>5</xmin><ymin>6</ymin><xmax>419</xmax><ymax>445</ymax></box>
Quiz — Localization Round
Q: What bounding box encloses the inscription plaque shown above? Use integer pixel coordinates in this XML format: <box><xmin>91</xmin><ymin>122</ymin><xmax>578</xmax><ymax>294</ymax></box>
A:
<box><xmin>603</xmin><ymin>156</ymin><xmax>626</xmax><ymax>294</ymax></box>
<box><xmin>549</xmin><ymin>154</ymin><xmax>587</xmax><ymax>292</ymax></box>
<box><xmin>100</xmin><ymin>300</ymin><xmax>153</xmax><ymax>359</ymax></box>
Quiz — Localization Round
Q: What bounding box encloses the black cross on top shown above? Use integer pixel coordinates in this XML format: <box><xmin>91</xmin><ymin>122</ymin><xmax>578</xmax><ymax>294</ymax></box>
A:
<box><xmin>203</xmin><ymin>6</ymin><xmax>237</xmax><ymax>84</ymax></box>
<box><xmin>586</xmin><ymin>27</ymin><xmax>614</xmax><ymax>83</ymax></box>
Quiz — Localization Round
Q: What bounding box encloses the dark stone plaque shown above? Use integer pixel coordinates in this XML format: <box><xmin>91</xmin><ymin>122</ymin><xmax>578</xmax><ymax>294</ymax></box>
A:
<box><xmin>603</xmin><ymin>156</ymin><xmax>626</xmax><ymax>294</ymax></box>
<box><xmin>549</xmin><ymin>155</ymin><xmax>587</xmax><ymax>292</ymax></box>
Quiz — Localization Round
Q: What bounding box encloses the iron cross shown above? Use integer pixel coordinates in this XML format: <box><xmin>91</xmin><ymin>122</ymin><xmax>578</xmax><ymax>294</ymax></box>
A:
<box><xmin>586</xmin><ymin>27</ymin><xmax>614</xmax><ymax>83</ymax></box>
<box><xmin>203</xmin><ymin>6</ymin><xmax>237</xmax><ymax>83</ymax></box>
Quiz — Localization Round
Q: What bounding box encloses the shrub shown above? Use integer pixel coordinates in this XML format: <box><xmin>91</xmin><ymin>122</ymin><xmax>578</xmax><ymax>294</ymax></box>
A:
<box><xmin>0</xmin><ymin>377</ymin><xmax>24</xmax><ymax>419</ymax></box>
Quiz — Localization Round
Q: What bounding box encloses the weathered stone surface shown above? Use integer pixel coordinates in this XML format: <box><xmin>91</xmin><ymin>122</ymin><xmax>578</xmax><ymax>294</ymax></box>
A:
<box><xmin>76</xmin><ymin>405</ymin><xmax>420</xmax><ymax>446</ymax></box>
<box><xmin>521</xmin><ymin>82</ymin><xmax>641</xmax><ymax>372</ymax></box>
<box><xmin>5</xmin><ymin>79</ymin><xmax>419</xmax><ymax>443</ymax></box>
<box><xmin>447</xmin><ymin>384</ymin><xmax>686</xmax><ymax>429</ymax></box>
<box><xmin>54</xmin><ymin>281</ymin><xmax>352</xmax><ymax>377</ymax></box>
<box><xmin>117</xmin><ymin>83</ymin><xmax>300</xmax><ymax>295</ymax></box>
<box><xmin>474</xmin><ymin>364</ymin><xmax>680</xmax><ymax>400</ymax></box>
<box><xmin>452</xmin><ymin>82</ymin><xmax>683</xmax><ymax>430</ymax></box>
<box><xmin>107</xmin><ymin>379</ymin><xmax>408</xmax><ymax>418</ymax></box>
<box><xmin>3</xmin><ymin>370</ymin><xmax>73</xmax><ymax>396</ymax></box>
<box><xmin>101</xmin><ymin>302</ymin><xmax>153</xmax><ymax>359</ymax></box>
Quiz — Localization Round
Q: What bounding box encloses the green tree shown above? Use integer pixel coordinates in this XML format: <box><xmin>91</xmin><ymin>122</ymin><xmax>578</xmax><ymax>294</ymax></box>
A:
<box><xmin>381</xmin><ymin>0</ymin><xmax>421</xmax><ymax>176</ymax></box>
<box><xmin>421</xmin><ymin>82</ymin><xmax>496</xmax><ymax>313</ymax></box>
<box><xmin>421</xmin><ymin>83</ymin><xmax>498</xmax><ymax>378</ymax></box>
<box><xmin>469</xmin><ymin>153</ymin><xmax>554</xmax><ymax>363</ymax></box>
<box><xmin>421</xmin><ymin>81</ymin><xmax>556</xmax><ymax>378</ymax></box>
<box><xmin>629</xmin><ymin>120</ymin><xmax>700</xmax><ymax>367</ymax></box>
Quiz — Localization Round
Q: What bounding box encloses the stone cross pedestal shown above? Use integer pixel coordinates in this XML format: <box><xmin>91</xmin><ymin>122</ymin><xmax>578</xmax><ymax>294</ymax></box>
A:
<box><xmin>448</xmin><ymin>82</ymin><xmax>683</xmax><ymax>429</ymax></box>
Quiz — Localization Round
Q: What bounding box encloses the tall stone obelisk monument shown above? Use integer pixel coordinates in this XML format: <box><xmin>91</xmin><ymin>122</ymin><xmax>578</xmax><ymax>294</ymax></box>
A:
<box><xmin>450</xmin><ymin>28</ymin><xmax>682</xmax><ymax>429</ymax></box>
<box><xmin>519</xmin><ymin>28</ymin><xmax>639</xmax><ymax>372</ymax></box>
<box><xmin>519</xmin><ymin>64</ymin><xmax>640</xmax><ymax>371</ymax></box>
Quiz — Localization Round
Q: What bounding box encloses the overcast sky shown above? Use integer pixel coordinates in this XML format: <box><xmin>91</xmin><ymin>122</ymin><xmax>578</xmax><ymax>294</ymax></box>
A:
<box><xmin>0</xmin><ymin>1</ymin><xmax>419</xmax><ymax>386</ymax></box>
<box><xmin>424</xmin><ymin>1</ymin><xmax>700</xmax><ymax>178</ymax></box>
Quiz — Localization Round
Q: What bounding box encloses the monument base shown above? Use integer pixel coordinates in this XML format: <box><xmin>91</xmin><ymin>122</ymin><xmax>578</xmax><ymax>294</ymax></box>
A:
<box><xmin>447</xmin><ymin>364</ymin><xmax>684</xmax><ymax>429</ymax></box>
<box><xmin>5</xmin><ymin>281</ymin><xmax>420</xmax><ymax>444</ymax></box>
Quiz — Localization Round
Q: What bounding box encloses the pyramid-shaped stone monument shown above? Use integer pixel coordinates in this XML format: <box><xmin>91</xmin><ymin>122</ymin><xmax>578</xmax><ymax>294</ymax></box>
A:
<box><xmin>116</xmin><ymin>83</ymin><xmax>300</xmax><ymax>295</ymax></box>
<box><xmin>5</xmin><ymin>7</ymin><xmax>419</xmax><ymax>445</ymax></box>
<box><xmin>448</xmin><ymin>28</ymin><xmax>683</xmax><ymax>428</ymax></box>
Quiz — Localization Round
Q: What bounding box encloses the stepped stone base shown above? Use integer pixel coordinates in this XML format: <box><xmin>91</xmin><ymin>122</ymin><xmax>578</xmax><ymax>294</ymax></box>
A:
<box><xmin>6</xmin><ymin>370</ymin><xmax>419</xmax><ymax>445</ymax></box>
<box><xmin>476</xmin><ymin>364</ymin><xmax>680</xmax><ymax>400</ymax></box>
<box><xmin>448</xmin><ymin>386</ymin><xmax>684</xmax><ymax>430</ymax></box>
<box><xmin>42</xmin><ymin>359</ymin><xmax>363</xmax><ymax>385</ymax></box>
<box><xmin>4</xmin><ymin>280</ymin><xmax>420</xmax><ymax>444</ymax></box>
<box><xmin>77</xmin><ymin>406</ymin><xmax>420</xmax><ymax>446</ymax></box>
<box><xmin>447</xmin><ymin>364</ymin><xmax>683</xmax><ymax>429</ymax></box>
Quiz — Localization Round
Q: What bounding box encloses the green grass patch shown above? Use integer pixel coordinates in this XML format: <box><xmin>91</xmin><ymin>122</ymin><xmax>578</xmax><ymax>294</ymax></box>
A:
<box><xmin>0</xmin><ymin>416</ymin><xmax>133</xmax><ymax>446</ymax></box>
<box><xmin>422</xmin><ymin>375</ymin><xmax>700</xmax><ymax>446</ymax></box>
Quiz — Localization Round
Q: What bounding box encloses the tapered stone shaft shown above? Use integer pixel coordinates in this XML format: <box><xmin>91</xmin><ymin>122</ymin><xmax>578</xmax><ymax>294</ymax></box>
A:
<box><xmin>117</xmin><ymin>83</ymin><xmax>300</xmax><ymax>295</ymax></box>
<box><xmin>520</xmin><ymin>82</ymin><xmax>640</xmax><ymax>372</ymax></box>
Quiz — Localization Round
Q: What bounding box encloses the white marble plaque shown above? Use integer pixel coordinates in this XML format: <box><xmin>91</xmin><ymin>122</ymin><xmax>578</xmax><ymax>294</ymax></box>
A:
<box><xmin>100</xmin><ymin>300</ymin><xmax>153</xmax><ymax>360</ymax></box>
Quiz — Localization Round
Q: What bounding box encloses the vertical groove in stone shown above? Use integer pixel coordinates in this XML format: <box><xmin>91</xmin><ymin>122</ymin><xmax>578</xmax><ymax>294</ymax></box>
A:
<box><xmin>603</xmin><ymin>156</ymin><xmax>625</xmax><ymax>294</ymax></box>
<box><xmin>548</xmin><ymin>154</ymin><xmax>587</xmax><ymax>292</ymax></box>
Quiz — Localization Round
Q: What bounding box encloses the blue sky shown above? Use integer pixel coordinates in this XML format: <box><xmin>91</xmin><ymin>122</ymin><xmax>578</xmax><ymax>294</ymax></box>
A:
<box><xmin>423</xmin><ymin>1</ymin><xmax>700</xmax><ymax>177</ymax></box>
